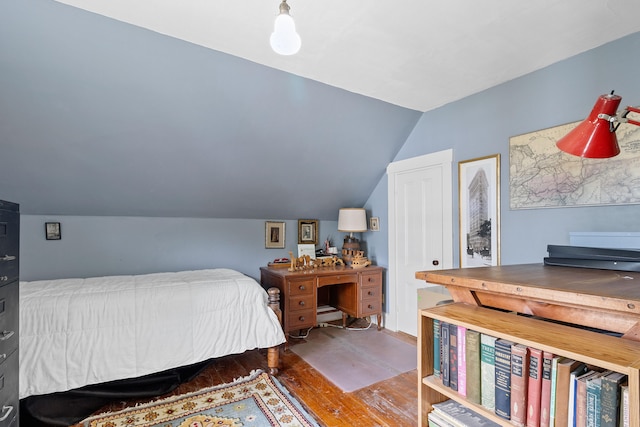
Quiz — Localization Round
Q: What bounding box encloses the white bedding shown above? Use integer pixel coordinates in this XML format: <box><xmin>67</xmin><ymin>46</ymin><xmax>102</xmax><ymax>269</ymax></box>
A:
<box><xmin>19</xmin><ymin>268</ymin><xmax>285</xmax><ymax>399</ymax></box>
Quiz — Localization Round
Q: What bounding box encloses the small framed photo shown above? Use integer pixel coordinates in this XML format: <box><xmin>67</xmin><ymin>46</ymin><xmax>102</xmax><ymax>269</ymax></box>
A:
<box><xmin>45</xmin><ymin>222</ymin><xmax>61</xmax><ymax>240</ymax></box>
<box><xmin>458</xmin><ymin>154</ymin><xmax>501</xmax><ymax>268</ymax></box>
<box><xmin>265</xmin><ymin>221</ymin><xmax>286</xmax><ymax>249</ymax></box>
<box><xmin>297</xmin><ymin>244</ymin><xmax>316</xmax><ymax>259</ymax></box>
<box><xmin>297</xmin><ymin>219</ymin><xmax>318</xmax><ymax>244</ymax></box>
<box><xmin>369</xmin><ymin>217</ymin><xmax>380</xmax><ymax>231</ymax></box>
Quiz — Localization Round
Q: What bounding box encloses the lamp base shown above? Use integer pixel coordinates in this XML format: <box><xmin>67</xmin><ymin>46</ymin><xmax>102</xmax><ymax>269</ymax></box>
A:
<box><xmin>341</xmin><ymin>236</ymin><xmax>361</xmax><ymax>266</ymax></box>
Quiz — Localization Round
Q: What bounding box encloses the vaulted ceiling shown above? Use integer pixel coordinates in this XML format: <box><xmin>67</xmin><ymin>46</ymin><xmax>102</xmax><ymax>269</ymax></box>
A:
<box><xmin>2</xmin><ymin>0</ymin><xmax>640</xmax><ymax>220</ymax></box>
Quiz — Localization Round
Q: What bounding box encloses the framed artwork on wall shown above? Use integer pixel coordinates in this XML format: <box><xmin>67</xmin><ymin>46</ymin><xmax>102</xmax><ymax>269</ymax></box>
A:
<box><xmin>265</xmin><ymin>221</ymin><xmax>285</xmax><ymax>249</ymax></box>
<box><xmin>369</xmin><ymin>217</ymin><xmax>380</xmax><ymax>231</ymax></box>
<box><xmin>458</xmin><ymin>154</ymin><xmax>500</xmax><ymax>268</ymax></box>
<box><xmin>45</xmin><ymin>222</ymin><xmax>61</xmax><ymax>240</ymax></box>
<box><xmin>297</xmin><ymin>219</ymin><xmax>318</xmax><ymax>245</ymax></box>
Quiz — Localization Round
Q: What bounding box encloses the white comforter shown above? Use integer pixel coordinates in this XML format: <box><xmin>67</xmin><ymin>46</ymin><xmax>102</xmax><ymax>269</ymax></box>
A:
<box><xmin>19</xmin><ymin>268</ymin><xmax>285</xmax><ymax>398</ymax></box>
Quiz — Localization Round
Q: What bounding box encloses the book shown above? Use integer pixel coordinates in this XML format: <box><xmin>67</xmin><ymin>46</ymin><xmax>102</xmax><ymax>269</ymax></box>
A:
<box><xmin>449</xmin><ymin>323</ymin><xmax>459</xmax><ymax>391</ymax></box>
<box><xmin>576</xmin><ymin>370</ymin><xmax>602</xmax><ymax>427</ymax></box>
<box><xmin>586</xmin><ymin>374</ymin><xmax>603</xmax><ymax>427</ymax></box>
<box><xmin>568</xmin><ymin>363</ymin><xmax>587</xmax><ymax>426</ymax></box>
<box><xmin>539</xmin><ymin>351</ymin><xmax>554</xmax><ymax>427</ymax></box>
<box><xmin>441</xmin><ymin>322</ymin><xmax>450</xmax><ymax>387</ymax></box>
<box><xmin>527</xmin><ymin>347</ymin><xmax>543</xmax><ymax>427</ymax></box>
<box><xmin>619</xmin><ymin>385</ymin><xmax>629</xmax><ymax>427</ymax></box>
<box><xmin>554</xmin><ymin>359</ymin><xmax>586</xmax><ymax>427</ymax></box>
<box><xmin>480</xmin><ymin>334</ymin><xmax>497</xmax><ymax>411</ymax></box>
<box><xmin>549</xmin><ymin>356</ymin><xmax>564</xmax><ymax>427</ymax></box>
<box><xmin>434</xmin><ymin>319</ymin><xmax>441</xmax><ymax>378</ymax></box>
<box><xmin>511</xmin><ymin>343</ymin><xmax>530</xmax><ymax>427</ymax></box>
<box><xmin>432</xmin><ymin>399</ymin><xmax>502</xmax><ymax>427</ymax></box>
<box><xmin>465</xmin><ymin>329</ymin><xmax>482</xmax><ymax>404</ymax></box>
<box><xmin>428</xmin><ymin>410</ymin><xmax>457</xmax><ymax>427</ymax></box>
<box><xmin>458</xmin><ymin>325</ymin><xmax>467</xmax><ymax>397</ymax></box>
<box><xmin>494</xmin><ymin>338</ymin><xmax>514</xmax><ymax>420</ymax></box>
<box><xmin>600</xmin><ymin>372</ymin><xmax>627</xmax><ymax>427</ymax></box>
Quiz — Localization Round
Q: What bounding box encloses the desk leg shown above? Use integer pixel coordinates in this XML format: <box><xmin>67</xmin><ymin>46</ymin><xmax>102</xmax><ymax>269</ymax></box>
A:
<box><xmin>376</xmin><ymin>314</ymin><xmax>382</xmax><ymax>330</ymax></box>
<box><xmin>342</xmin><ymin>312</ymin><xmax>348</xmax><ymax>328</ymax></box>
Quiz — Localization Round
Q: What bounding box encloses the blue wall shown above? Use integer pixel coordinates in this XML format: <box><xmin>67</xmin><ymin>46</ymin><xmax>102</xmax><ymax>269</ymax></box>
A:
<box><xmin>20</xmin><ymin>215</ymin><xmax>339</xmax><ymax>281</ymax></box>
<box><xmin>365</xmin><ymin>31</ymin><xmax>640</xmax><ymax>271</ymax></box>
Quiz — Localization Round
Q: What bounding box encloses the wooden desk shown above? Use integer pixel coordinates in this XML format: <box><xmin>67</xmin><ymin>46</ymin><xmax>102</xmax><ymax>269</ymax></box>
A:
<box><xmin>416</xmin><ymin>263</ymin><xmax>640</xmax><ymax>340</ymax></box>
<box><xmin>260</xmin><ymin>265</ymin><xmax>384</xmax><ymax>336</ymax></box>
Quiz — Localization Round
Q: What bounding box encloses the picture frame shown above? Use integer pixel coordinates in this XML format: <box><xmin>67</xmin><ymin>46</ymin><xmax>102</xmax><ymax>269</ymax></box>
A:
<box><xmin>369</xmin><ymin>217</ymin><xmax>380</xmax><ymax>231</ymax></box>
<box><xmin>265</xmin><ymin>221</ymin><xmax>285</xmax><ymax>249</ymax></box>
<box><xmin>297</xmin><ymin>219</ymin><xmax>318</xmax><ymax>245</ymax></box>
<box><xmin>297</xmin><ymin>244</ymin><xmax>316</xmax><ymax>259</ymax></box>
<box><xmin>45</xmin><ymin>222</ymin><xmax>61</xmax><ymax>240</ymax></box>
<box><xmin>458</xmin><ymin>154</ymin><xmax>500</xmax><ymax>268</ymax></box>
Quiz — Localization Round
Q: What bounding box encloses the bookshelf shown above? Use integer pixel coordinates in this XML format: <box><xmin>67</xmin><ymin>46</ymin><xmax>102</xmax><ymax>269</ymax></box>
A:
<box><xmin>416</xmin><ymin>264</ymin><xmax>640</xmax><ymax>427</ymax></box>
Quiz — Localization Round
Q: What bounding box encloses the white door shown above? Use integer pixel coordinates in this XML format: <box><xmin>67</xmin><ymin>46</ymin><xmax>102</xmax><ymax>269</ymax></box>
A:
<box><xmin>387</xmin><ymin>150</ymin><xmax>453</xmax><ymax>336</ymax></box>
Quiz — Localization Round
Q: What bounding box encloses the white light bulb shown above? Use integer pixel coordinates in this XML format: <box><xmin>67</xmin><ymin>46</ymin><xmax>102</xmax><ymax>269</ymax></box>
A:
<box><xmin>270</xmin><ymin>10</ymin><xmax>301</xmax><ymax>55</ymax></box>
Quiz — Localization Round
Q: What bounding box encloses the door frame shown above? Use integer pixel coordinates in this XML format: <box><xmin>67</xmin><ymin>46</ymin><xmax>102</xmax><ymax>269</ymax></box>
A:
<box><xmin>386</xmin><ymin>149</ymin><xmax>453</xmax><ymax>332</ymax></box>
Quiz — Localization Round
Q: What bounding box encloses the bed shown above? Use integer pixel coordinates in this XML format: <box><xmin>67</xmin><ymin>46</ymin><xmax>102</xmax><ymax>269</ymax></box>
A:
<box><xmin>19</xmin><ymin>268</ymin><xmax>285</xmax><ymax>422</ymax></box>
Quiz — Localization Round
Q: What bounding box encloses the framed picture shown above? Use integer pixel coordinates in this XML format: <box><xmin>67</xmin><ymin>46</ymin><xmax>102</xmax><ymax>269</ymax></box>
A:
<box><xmin>297</xmin><ymin>219</ymin><xmax>318</xmax><ymax>245</ymax></box>
<box><xmin>297</xmin><ymin>244</ymin><xmax>316</xmax><ymax>259</ymax></box>
<box><xmin>265</xmin><ymin>221</ymin><xmax>285</xmax><ymax>249</ymax></box>
<box><xmin>369</xmin><ymin>217</ymin><xmax>380</xmax><ymax>231</ymax></box>
<box><xmin>458</xmin><ymin>154</ymin><xmax>500</xmax><ymax>268</ymax></box>
<box><xmin>45</xmin><ymin>222</ymin><xmax>61</xmax><ymax>240</ymax></box>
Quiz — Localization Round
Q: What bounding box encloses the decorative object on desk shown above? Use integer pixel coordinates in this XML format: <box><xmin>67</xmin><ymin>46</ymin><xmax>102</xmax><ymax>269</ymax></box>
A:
<box><xmin>369</xmin><ymin>216</ymin><xmax>380</xmax><ymax>231</ymax></box>
<box><xmin>350</xmin><ymin>251</ymin><xmax>371</xmax><ymax>268</ymax></box>
<box><xmin>80</xmin><ymin>370</ymin><xmax>320</xmax><ymax>427</ymax></box>
<box><xmin>265</xmin><ymin>221</ymin><xmax>285</xmax><ymax>249</ymax></box>
<box><xmin>458</xmin><ymin>154</ymin><xmax>500</xmax><ymax>268</ymax></box>
<box><xmin>45</xmin><ymin>222</ymin><xmax>61</xmax><ymax>240</ymax></box>
<box><xmin>288</xmin><ymin>251</ymin><xmax>343</xmax><ymax>271</ymax></box>
<box><xmin>337</xmin><ymin>208</ymin><xmax>367</xmax><ymax>265</ymax></box>
<box><xmin>297</xmin><ymin>243</ymin><xmax>316</xmax><ymax>259</ymax></box>
<box><xmin>298</xmin><ymin>219</ymin><xmax>318</xmax><ymax>244</ymax></box>
<box><xmin>556</xmin><ymin>91</ymin><xmax>640</xmax><ymax>158</ymax></box>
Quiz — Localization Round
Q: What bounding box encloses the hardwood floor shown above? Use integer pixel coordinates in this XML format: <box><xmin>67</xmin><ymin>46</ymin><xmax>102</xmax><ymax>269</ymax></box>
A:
<box><xmin>78</xmin><ymin>328</ymin><xmax>418</xmax><ymax>427</ymax></box>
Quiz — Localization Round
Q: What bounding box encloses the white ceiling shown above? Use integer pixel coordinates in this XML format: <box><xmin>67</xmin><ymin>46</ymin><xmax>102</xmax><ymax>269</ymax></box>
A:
<box><xmin>55</xmin><ymin>0</ymin><xmax>640</xmax><ymax>112</ymax></box>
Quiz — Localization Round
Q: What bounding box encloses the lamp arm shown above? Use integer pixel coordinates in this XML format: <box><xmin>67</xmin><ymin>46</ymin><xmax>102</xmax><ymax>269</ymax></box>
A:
<box><xmin>620</xmin><ymin>106</ymin><xmax>640</xmax><ymax>127</ymax></box>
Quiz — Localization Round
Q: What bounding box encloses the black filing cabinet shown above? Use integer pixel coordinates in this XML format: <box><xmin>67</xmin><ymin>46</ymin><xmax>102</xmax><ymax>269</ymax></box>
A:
<box><xmin>0</xmin><ymin>200</ymin><xmax>18</xmax><ymax>426</ymax></box>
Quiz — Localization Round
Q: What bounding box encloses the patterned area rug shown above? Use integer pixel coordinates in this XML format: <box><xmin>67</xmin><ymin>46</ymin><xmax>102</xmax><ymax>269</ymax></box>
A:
<box><xmin>80</xmin><ymin>370</ymin><xmax>320</xmax><ymax>427</ymax></box>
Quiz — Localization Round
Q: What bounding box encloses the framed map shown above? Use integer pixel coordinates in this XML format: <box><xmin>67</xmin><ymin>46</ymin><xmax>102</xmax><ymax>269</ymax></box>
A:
<box><xmin>509</xmin><ymin>121</ymin><xmax>640</xmax><ymax>209</ymax></box>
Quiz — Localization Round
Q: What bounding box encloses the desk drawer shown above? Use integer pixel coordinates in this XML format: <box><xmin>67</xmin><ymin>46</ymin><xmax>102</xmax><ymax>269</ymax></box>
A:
<box><xmin>289</xmin><ymin>294</ymin><xmax>314</xmax><ymax>312</ymax></box>
<box><xmin>361</xmin><ymin>285</ymin><xmax>381</xmax><ymax>301</ymax></box>
<box><xmin>360</xmin><ymin>299</ymin><xmax>381</xmax><ymax>316</ymax></box>
<box><xmin>317</xmin><ymin>273</ymin><xmax>357</xmax><ymax>287</ymax></box>
<box><xmin>0</xmin><ymin>350</ymin><xmax>18</xmax><ymax>426</ymax></box>
<box><xmin>0</xmin><ymin>207</ymin><xmax>19</xmax><ymax>284</ymax></box>
<box><xmin>0</xmin><ymin>282</ymin><xmax>18</xmax><ymax>358</ymax></box>
<box><xmin>287</xmin><ymin>309</ymin><xmax>315</xmax><ymax>330</ymax></box>
<box><xmin>360</xmin><ymin>271</ymin><xmax>381</xmax><ymax>287</ymax></box>
<box><xmin>287</xmin><ymin>278</ymin><xmax>315</xmax><ymax>296</ymax></box>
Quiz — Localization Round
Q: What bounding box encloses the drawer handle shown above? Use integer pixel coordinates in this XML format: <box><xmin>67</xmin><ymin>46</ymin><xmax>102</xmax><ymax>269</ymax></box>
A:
<box><xmin>299</xmin><ymin>285</ymin><xmax>306</xmax><ymax>291</ymax></box>
<box><xmin>368</xmin><ymin>304</ymin><xmax>374</xmax><ymax>309</ymax></box>
<box><xmin>0</xmin><ymin>354</ymin><xmax>5</xmax><ymax>361</ymax></box>
<box><xmin>0</xmin><ymin>405</ymin><xmax>13</xmax><ymax>422</ymax></box>
<box><xmin>367</xmin><ymin>291</ymin><xmax>374</xmax><ymax>296</ymax></box>
<box><xmin>0</xmin><ymin>331</ymin><xmax>14</xmax><ymax>341</ymax></box>
<box><xmin>368</xmin><ymin>277</ymin><xmax>373</xmax><ymax>282</ymax></box>
<box><xmin>0</xmin><ymin>276</ymin><xmax>7</xmax><ymax>282</ymax></box>
<box><xmin>298</xmin><ymin>316</ymin><xmax>305</xmax><ymax>321</ymax></box>
<box><xmin>299</xmin><ymin>301</ymin><xmax>305</xmax><ymax>306</ymax></box>
<box><xmin>0</xmin><ymin>255</ymin><xmax>15</xmax><ymax>262</ymax></box>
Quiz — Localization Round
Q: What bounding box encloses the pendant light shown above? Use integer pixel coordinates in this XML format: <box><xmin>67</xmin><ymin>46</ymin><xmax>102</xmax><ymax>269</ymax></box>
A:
<box><xmin>270</xmin><ymin>0</ymin><xmax>301</xmax><ymax>56</ymax></box>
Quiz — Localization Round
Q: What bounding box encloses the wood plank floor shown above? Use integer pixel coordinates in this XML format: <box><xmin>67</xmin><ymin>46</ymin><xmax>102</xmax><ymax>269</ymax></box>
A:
<box><xmin>78</xmin><ymin>328</ymin><xmax>418</xmax><ymax>427</ymax></box>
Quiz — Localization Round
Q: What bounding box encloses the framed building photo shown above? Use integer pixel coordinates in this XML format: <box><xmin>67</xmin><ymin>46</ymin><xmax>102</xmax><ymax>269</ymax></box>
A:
<box><xmin>45</xmin><ymin>222</ymin><xmax>61</xmax><ymax>240</ymax></box>
<box><xmin>458</xmin><ymin>154</ymin><xmax>500</xmax><ymax>268</ymax></box>
<box><xmin>297</xmin><ymin>219</ymin><xmax>318</xmax><ymax>245</ymax></box>
<box><xmin>265</xmin><ymin>221</ymin><xmax>285</xmax><ymax>249</ymax></box>
<box><xmin>369</xmin><ymin>217</ymin><xmax>380</xmax><ymax>231</ymax></box>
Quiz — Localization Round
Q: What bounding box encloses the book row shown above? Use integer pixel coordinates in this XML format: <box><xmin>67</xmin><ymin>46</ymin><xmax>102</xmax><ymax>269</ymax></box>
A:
<box><xmin>433</xmin><ymin>319</ymin><xmax>630</xmax><ymax>427</ymax></box>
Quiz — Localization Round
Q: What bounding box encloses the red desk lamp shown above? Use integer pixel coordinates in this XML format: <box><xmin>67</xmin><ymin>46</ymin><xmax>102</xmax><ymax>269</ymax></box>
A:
<box><xmin>556</xmin><ymin>91</ymin><xmax>640</xmax><ymax>158</ymax></box>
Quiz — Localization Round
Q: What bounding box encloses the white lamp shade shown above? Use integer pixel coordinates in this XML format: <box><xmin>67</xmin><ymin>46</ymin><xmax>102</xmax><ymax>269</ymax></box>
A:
<box><xmin>270</xmin><ymin>14</ymin><xmax>301</xmax><ymax>55</ymax></box>
<box><xmin>338</xmin><ymin>208</ymin><xmax>367</xmax><ymax>232</ymax></box>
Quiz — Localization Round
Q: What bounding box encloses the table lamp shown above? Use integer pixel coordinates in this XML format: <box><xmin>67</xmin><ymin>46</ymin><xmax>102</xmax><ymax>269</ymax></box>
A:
<box><xmin>338</xmin><ymin>208</ymin><xmax>367</xmax><ymax>265</ymax></box>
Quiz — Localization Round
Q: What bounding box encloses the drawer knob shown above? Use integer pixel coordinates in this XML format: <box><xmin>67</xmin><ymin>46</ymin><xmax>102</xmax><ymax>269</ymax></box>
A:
<box><xmin>368</xmin><ymin>304</ymin><xmax>374</xmax><ymax>309</ymax></box>
<box><xmin>298</xmin><ymin>316</ymin><xmax>305</xmax><ymax>321</ymax></box>
<box><xmin>0</xmin><ymin>405</ymin><xmax>13</xmax><ymax>422</ymax></box>
<box><xmin>0</xmin><ymin>354</ymin><xmax>5</xmax><ymax>361</ymax></box>
<box><xmin>299</xmin><ymin>285</ymin><xmax>306</xmax><ymax>290</ymax></box>
<box><xmin>368</xmin><ymin>277</ymin><xmax>373</xmax><ymax>282</ymax></box>
<box><xmin>0</xmin><ymin>331</ymin><xmax>14</xmax><ymax>341</ymax></box>
<box><xmin>368</xmin><ymin>291</ymin><xmax>374</xmax><ymax>296</ymax></box>
<box><xmin>299</xmin><ymin>301</ymin><xmax>305</xmax><ymax>306</ymax></box>
<box><xmin>0</xmin><ymin>255</ymin><xmax>15</xmax><ymax>262</ymax></box>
